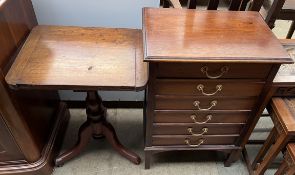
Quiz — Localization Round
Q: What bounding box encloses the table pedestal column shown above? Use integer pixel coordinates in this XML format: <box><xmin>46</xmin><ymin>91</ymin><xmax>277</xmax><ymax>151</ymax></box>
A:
<box><xmin>55</xmin><ymin>91</ymin><xmax>141</xmax><ymax>166</ymax></box>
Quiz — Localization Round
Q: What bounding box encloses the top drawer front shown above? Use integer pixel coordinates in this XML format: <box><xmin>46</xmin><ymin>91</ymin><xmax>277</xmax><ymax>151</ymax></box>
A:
<box><xmin>157</xmin><ymin>63</ymin><xmax>272</xmax><ymax>79</ymax></box>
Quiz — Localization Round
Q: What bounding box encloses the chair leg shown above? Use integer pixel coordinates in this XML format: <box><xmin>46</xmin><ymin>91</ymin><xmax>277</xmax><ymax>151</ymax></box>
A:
<box><xmin>275</xmin><ymin>159</ymin><xmax>288</xmax><ymax>175</ymax></box>
<box><xmin>254</xmin><ymin>132</ymin><xmax>289</xmax><ymax>175</ymax></box>
<box><xmin>251</xmin><ymin>127</ymin><xmax>276</xmax><ymax>170</ymax></box>
<box><xmin>287</xmin><ymin>21</ymin><xmax>295</xmax><ymax>39</ymax></box>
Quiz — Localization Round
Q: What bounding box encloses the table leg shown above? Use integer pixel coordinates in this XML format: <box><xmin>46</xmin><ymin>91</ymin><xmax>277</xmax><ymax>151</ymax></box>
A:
<box><xmin>55</xmin><ymin>91</ymin><xmax>141</xmax><ymax>166</ymax></box>
<box><xmin>254</xmin><ymin>132</ymin><xmax>289</xmax><ymax>175</ymax></box>
<box><xmin>251</xmin><ymin>127</ymin><xmax>276</xmax><ymax>170</ymax></box>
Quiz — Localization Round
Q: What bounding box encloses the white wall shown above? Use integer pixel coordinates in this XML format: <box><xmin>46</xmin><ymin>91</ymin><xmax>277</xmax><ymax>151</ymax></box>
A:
<box><xmin>31</xmin><ymin>0</ymin><xmax>159</xmax><ymax>28</ymax></box>
<box><xmin>31</xmin><ymin>0</ymin><xmax>159</xmax><ymax>101</ymax></box>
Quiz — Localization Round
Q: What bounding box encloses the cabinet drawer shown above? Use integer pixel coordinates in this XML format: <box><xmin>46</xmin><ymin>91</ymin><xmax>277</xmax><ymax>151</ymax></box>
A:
<box><xmin>154</xmin><ymin>110</ymin><xmax>250</xmax><ymax>123</ymax></box>
<box><xmin>155</xmin><ymin>96</ymin><xmax>257</xmax><ymax>110</ymax></box>
<box><xmin>155</xmin><ymin>79</ymin><xmax>264</xmax><ymax>97</ymax></box>
<box><xmin>152</xmin><ymin>135</ymin><xmax>238</xmax><ymax>146</ymax></box>
<box><xmin>157</xmin><ymin>63</ymin><xmax>272</xmax><ymax>79</ymax></box>
<box><xmin>152</xmin><ymin>123</ymin><xmax>244</xmax><ymax>135</ymax></box>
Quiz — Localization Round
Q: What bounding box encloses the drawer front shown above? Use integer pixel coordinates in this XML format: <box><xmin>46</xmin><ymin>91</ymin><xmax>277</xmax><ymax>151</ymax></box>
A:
<box><xmin>152</xmin><ymin>135</ymin><xmax>238</xmax><ymax>146</ymax></box>
<box><xmin>155</xmin><ymin>79</ymin><xmax>264</xmax><ymax>97</ymax></box>
<box><xmin>152</xmin><ymin>123</ymin><xmax>244</xmax><ymax>135</ymax></box>
<box><xmin>154</xmin><ymin>110</ymin><xmax>250</xmax><ymax>123</ymax></box>
<box><xmin>155</xmin><ymin>96</ymin><xmax>257</xmax><ymax>110</ymax></box>
<box><xmin>157</xmin><ymin>63</ymin><xmax>272</xmax><ymax>79</ymax></box>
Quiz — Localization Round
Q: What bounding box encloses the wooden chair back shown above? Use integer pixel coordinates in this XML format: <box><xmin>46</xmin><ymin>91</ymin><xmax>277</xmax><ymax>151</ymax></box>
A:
<box><xmin>161</xmin><ymin>0</ymin><xmax>248</xmax><ymax>11</ymax></box>
<box><xmin>270</xmin><ymin>0</ymin><xmax>295</xmax><ymax>38</ymax></box>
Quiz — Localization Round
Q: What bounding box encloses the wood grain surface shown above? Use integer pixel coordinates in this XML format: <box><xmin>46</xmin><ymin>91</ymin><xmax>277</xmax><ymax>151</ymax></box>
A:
<box><xmin>6</xmin><ymin>26</ymin><xmax>148</xmax><ymax>91</ymax></box>
<box><xmin>274</xmin><ymin>40</ymin><xmax>295</xmax><ymax>84</ymax></box>
<box><xmin>143</xmin><ymin>8</ymin><xmax>292</xmax><ymax>63</ymax></box>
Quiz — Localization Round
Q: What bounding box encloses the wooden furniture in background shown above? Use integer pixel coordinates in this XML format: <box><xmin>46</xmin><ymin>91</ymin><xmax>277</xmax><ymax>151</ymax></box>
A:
<box><xmin>142</xmin><ymin>8</ymin><xmax>292</xmax><ymax>169</ymax></box>
<box><xmin>241</xmin><ymin>39</ymin><xmax>295</xmax><ymax>174</ymax></box>
<box><xmin>187</xmin><ymin>0</ymin><xmax>244</xmax><ymax>10</ymax></box>
<box><xmin>0</xmin><ymin>0</ymin><xmax>69</xmax><ymax>174</ymax></box>
<box><xmin>5</xmin><ymin>26</ymin><xmax>148</xmax><ymax>166</ymax></box>
<box><xmin>275</xmin><ymin>143</ymin><xmax>295</xmax><ymax>175</ymax></box>
<box><xmin>249</xmin><ymin>0</ymin><xmax>295</xmax><ymax>38</ymax></box>
<box><xmin>266</xmin><ymin>0</ymin><xmax>295</xmax><ymax>38</ymax></box>
<box><xmin>251</xmin><ymin>98</ymin><xmax>295</xmax><ymax>175</ymax></box>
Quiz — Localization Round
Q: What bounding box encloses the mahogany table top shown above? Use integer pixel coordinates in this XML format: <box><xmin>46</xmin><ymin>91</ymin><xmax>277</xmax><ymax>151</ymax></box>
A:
<box><xmin>5</xmin><ymin>26</ymin><xmax>148</xmax><ymax>91</ymax></box>
<box><xmin>143</xmin><ymin>8</ymin><xmax>292</xmax><ymax>64</ymax></box>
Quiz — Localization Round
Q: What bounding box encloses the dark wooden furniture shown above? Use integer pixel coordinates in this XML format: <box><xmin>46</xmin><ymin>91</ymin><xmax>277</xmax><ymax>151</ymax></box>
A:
<box><xmin>275</xmin><ymin>143</ymin><xmax>295</xmax><ymax>175</ymax></box>
<box><xmin>273</xmin><ymin>39</ymin><xmax>295</xmax><ymax>96</ymax></box>
<box><xmin>265</xmin><ymin>0</ymin><xmax>295</xmax><ymax>38</ymax></box>
<box><xmin>241</xmin><ymin>39</ymin><xmax>295</xmax><ymax>175</ymax></box>
<box><xmin>5</xmin><ymin>26</ymin><xmax>148</xmax><ymax>166</ymax></box>
<box><xmin>187</xmin><ymin>0</ymin><xmax>244</xmax><ymax>10</ymax></box>
<box><xmin>251</xmin><ymin>98</ymin><xmax>295</xmax><ymax>175</ymax></box>
<box><xmin>142</xmin><ymin>8</ymin><xmax>293</xmax><ymax>169</ymax></box>
<box><xmin>0</xmin><ymin>0</ymin><xmax>70</xmax><ymax>175</ymax></box>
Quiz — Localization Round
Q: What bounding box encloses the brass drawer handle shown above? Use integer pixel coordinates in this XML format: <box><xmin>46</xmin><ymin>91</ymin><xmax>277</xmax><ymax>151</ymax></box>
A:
<box><xmin>190</xmin><ymin>114</ymin><xmax>212</xmax><ymax>124</ymax></box>
<box><xmin>185</xmin><ymin>138</ymin><xmax>205</xmax><ymax>147</ymax></box>
<box><xmin>187</xmin><ymin>127</ymin><xmax>208</xmax><ymax>136</ymax></box>
<box><xmin>197</xmin><ymin>84</ymin><xmax>222</xmax><ymax>96</ymax></box>
<box><xmin>201</xmin><ymin>66</ymin><xmax>229</xmax><ymax>79</ymax></box>
<box><xmin>193</xmin><ymin>100</ymin><xmax>217</xmax><ymax>111</ymax></box>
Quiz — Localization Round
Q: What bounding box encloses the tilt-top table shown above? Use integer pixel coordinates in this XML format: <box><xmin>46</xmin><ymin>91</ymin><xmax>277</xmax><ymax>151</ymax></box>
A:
<box><xmin>5</xmin><ymin>26</ymin><xmax>148</xmax><ymax>166</ymax></box>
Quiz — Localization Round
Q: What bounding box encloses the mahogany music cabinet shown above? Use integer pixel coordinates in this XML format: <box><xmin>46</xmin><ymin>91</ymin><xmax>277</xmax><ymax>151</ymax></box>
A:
<box><xmin>142</xmin><ymin>8</ymin><xmax>293</xmax><ymax>169</ymax></box>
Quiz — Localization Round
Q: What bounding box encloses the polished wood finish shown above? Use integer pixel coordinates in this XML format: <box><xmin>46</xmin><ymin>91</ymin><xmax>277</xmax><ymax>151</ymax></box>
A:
<box><xmin>152</xmin><ymin>135</ymin><xmax>239</xmax><ymax>146</ymax></box>
<box><xmin>156</xmin><ymin>63</ymin><xmax>273</xmax><ymax>79</ymax></box>
<box><xmin>0</xmin><ymin>113</ymin><xmax>24</xmax><ymax>162</ymax></box>
<box><xmin>6</xmin><ymin>26</ymin><xmax>147</xmax><ymax>90</ymax></box>
<box><xmin>5</xmin><ymin>26</ymin><xmax>147</xmax><ymax>166</ymax></box>
<box><xmin>55</xmin><ymin>91</ymin><xmax>140</xmax><ymax>166</ymax></box>
<box><xmin>273</xmin><ymin>39</ymin><xmax>295</xmax><ymax>86</ymax></box>
<box><xmin>0</xmin><ymin>103</ymin><xmax>70</xmax><ymax>175</ymax></box>
<box><xmin>155</xmin><ymin>96</ymin><xmax>258</xmax><ymax>110</ymax></box>
<box><xmin>143</xmin><ymin>8</ymin><xmax>293</xmax><ymax>169</ymax></box>
<box><xmin>143</xmin><ymin>8</ymin><xmax>291</xmax><ymax>63</ymax></box>
<box><xmin>154</xmin><ymin>110</ymin><xmax>251</xmax><ymax>123</ymax></box>
<box><xmin>152</xmin><ymin>123</ymin><xmax>244</xmax><ymax>135</ymax></box>
<box><xmin>273</xmin><ymin>144</ymin><xmax>295</xmax><ymax>175</ymax></box>
<box><xmin>155</xmin><ymin>79</ymin><xmax>264</xmax><ymax>96</ymax></box>
<box><xmin>252</xmin><ymin>98</ymin><xmax>295</xmax><ymax>175</ymax></box>
<box><xmin>0</xmin><ymin>1</ymin><xmax>69</xmax><ymax>174</ymax></box>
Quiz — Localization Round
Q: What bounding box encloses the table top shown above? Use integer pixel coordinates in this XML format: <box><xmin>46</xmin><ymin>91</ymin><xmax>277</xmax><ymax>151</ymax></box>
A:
<box><xmin>5</xmin><ymin>26</ymin><xmax>148</xmax><ymax>91</ymax></box>
<box><xmin>143</xmin><ymin>8</ymin><xmax>292</xmax><ymax>64</ymax></box>
<box><xmin>274</xmin><ymin>40</ymin><xmax>295</xmax><ymax>85</ymax></box>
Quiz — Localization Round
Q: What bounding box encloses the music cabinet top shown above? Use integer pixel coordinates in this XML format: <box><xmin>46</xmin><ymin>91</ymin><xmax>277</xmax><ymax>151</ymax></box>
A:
<box><xmin>143</xmin><ymin>8</ymin><xmax>292</xmax><ymax>64</ymax></box>
<box><xmin>5</xmin><ymin>26</ymin><xmax>148</xmax><ymax>91</ymax></box>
